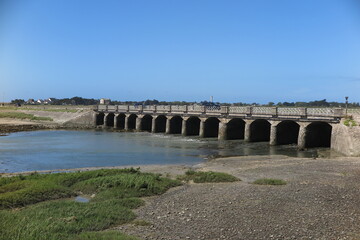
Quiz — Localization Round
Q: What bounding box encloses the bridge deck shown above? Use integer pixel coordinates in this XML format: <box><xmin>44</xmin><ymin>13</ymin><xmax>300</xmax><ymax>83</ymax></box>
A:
<box><xmin>95</xmin><ymin>105</ymin><xmax>343</xmax><ymax>122</ymax></box>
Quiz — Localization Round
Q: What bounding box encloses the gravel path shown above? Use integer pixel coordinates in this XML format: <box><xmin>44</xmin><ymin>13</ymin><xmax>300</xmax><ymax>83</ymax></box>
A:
<box><xmin>115</xmin><ymin>155</ymin><xmax>360</xmax><ymax>240</ymax></box>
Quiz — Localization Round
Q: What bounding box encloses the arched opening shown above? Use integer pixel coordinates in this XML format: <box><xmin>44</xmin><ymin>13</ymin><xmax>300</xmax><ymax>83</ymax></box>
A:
<box><xmin>204</xmin><ymin>117</ymin><xmax>220</xmax><ymax>138</ymax></box>
<box><xmin>186</xmin><ymin>117</ymin><xmax>200</xmax><ymax>136</ymax></box>
<box><xmin>155</xmin><ymin>115</ymin><xmax>166</xmax><ymax>133</ymax></box>
<box><xmin>96</xmin><ymin>112</ymin><xmax>104</xmax><ymax>126</ymax></box>
<box><xmin>305</xmin><ymin>122</ymin><xmax>332</xmax><ymax>148</ymax></box>
<box><xmin>127</xmin><ymin>114</ymin><xmax>137</xmax><ymax>130</ymax></box>
<box><xmin>277</xmin><ymin>120</ymin><xmax>299</xmax><ymax>145</ymax></box>
<box><xmin>250</xmin><ymin>119</ymin><xmax>270</xmax><ymax>142</ymax></box>
<box><xmin>141</xmin><ymin>115</ymin><xmax>153</xmax><ymax>132</ymax></box>
<box><xmin>227</xmin><ymin>118</ymin><xmax>245</xmax><ymax>140</ymax></box>
<box><xmin>106</xmin><ymin>113</ymin><xmax>115</xmax><ymax>127</ymax></box>
<box><xmin>170</xmin><ymin>116</ymin><xmax>183</xmax><ymax>134</ymax></box>
<box><xmin>116</xmin><ymin>113</ymin><xmax>126</xmax><ymax>129</ymax></box>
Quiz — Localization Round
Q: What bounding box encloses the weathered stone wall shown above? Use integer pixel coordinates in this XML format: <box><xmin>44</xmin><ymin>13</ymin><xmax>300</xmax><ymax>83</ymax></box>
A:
<box><xmin>331</xmin><ymin>121</ymin><xmax>360</xmax><ymax>156</ymax></box>
<box><xmin>62</xmin><ymin>111</ymin><xmax>95</xmax><ymax>128</ymax></box>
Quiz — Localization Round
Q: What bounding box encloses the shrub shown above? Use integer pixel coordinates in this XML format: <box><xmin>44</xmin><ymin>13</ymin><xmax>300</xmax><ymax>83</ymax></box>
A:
<box><xmin>177</xmin><ymin>170</ymin><xmax>239</xmax><ymax>183</ymax></box>
<box><xmin>253</xmin><ymin>178</ymin><xmax>287</xmax><ymax>185</ymax></box>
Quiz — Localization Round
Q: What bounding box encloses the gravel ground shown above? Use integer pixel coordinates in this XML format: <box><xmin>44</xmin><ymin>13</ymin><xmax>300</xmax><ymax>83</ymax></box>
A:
<box><xmin>114</xmin><ymin>155</ymin><xmax>360</xmax><ymax>240</ymax></box>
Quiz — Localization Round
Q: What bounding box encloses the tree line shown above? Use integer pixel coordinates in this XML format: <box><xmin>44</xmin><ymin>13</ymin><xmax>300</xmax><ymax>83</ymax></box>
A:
<box><xmin>10</xmin><ymin>98</ymin><xmax>360</xmax><ymax>108</ymax></box>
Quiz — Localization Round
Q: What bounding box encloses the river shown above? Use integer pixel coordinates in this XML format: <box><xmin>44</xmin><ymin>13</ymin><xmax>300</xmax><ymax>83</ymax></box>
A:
<box><xmin>0</xmin><ymin>130</ymin><xmax>339</xmax><ymax>173</ymax></box>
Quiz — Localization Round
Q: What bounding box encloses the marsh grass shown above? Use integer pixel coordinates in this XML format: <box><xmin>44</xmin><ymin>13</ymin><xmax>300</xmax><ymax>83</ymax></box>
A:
<box><xmin>0</xmin><ymin>168</ymin><xmax>180</xmax><ymax>240</ymax></box>
<box><xmin>177</xmin><ymin>170</ymin><xmax>239</xmax><ymax>183</ymax></box>
<box><xmin>0</xmin><ymin>112</ymin><xmax>53</xmax><ymax>121</ymax></box>
<box><xmin>253</xmin><ymin>178</ymin><xmax>287</xmax><ymax>185</ymax></box>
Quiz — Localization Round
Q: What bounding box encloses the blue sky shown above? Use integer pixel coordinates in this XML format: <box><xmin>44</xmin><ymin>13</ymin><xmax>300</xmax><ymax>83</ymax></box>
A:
<box><xmin>0</xmin><ymin>0</ymin><xmax>360</xmax><ymax>103</ymax></box>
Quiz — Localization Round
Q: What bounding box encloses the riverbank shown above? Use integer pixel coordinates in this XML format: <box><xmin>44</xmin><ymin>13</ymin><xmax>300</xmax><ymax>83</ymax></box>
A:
<box><xmin>116</xmin><ymin>155</ymin><xmax>360</xmax><ymax>240</ymax></box>
<box><xmin>3</xmin><ymin>154</ymin><xmax>360</xmax><ymax>239</ymax></box>
<box><xmin>0</xmin><ymin>106</ymin><xmax>94</xmax><ymax>134</ymax></box>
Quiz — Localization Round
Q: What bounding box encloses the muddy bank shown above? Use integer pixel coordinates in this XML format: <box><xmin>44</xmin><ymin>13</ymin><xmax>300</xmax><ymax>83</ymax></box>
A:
<box><xmin>0</xmin><ymin>124</ymin><xmax>46</xmax><ymax>134</ymax></box>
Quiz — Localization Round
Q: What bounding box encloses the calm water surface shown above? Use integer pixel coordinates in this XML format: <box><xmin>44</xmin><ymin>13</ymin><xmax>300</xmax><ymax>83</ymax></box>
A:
<box><xmin>0</xmin><ymin>130</ymin><xmax>339</xmax><ymax>173</ymax></box>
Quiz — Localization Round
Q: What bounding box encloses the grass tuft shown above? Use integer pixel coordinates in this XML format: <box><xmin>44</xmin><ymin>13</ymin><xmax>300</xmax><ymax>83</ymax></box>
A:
<box><xmin>253</xmin><ymin>178</ymin><xmax>287</xmax><ymax>185</ymax></box>
<box><xmin>71</xmin><ymin>231</ymin><xmax>140</xmax><ymax>240</ymax></box>
<box><xmin>344</xmin><ymin>118</ymin><xmax>357</xmax><ymax>127</ymax></box>
<box><xmin>131</xmin><ymin>219</ymin><xmax>151</xmax><ymax>226</ymax></box>
<box><xmin>177</xmin><ymin>170</ymin><xmax>239</xmax><ymax>183</ymax></box>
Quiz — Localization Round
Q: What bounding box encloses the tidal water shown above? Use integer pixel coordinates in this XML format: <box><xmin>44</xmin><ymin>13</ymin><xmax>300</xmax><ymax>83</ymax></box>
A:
<box><xmin>0</xmin><ymin>130</ymin><xmax>339</xmax><ymax>173</ymax></box>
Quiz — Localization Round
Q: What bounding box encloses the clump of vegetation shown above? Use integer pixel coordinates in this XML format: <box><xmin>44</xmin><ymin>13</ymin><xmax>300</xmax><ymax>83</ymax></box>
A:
<box><xmin>131</xmin><ymin>219</ymin><xmax>151</xmax><ymax>226</ymax></box>
<box><xmin>343</xmin><ymin>116</ymin><xmax>357</xmax><ymax>127</ymax></box>
<box><xmin>253</xmin><ymin>178</ymin><xmax>287</xmax><ymax>185</ymax></box>
<box><xmin>71</xmin><ymin>231</ymin><xmax>140</xmax><ymax>240</ymax></box>
<box><xmin>0</xmin><ymin>168</ymin><xmax>181</xmax><ymax>240</ymax></box>
<box><xmin>0</xmin><ymin>112</ymin><xmax>53</xmax><ymax>121</ymax></box>
<box><xmin>177</xmin><ymin>170</ymin><xmax>239</xmax><ymax>183</ymax></box>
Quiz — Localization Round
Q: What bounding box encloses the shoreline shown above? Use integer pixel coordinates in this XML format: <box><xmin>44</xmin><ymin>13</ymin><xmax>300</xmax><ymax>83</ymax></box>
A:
<box><xmin>0</xmin><ymin>153</ymin><xmax>352</xmax><ymax>177</ymax></box>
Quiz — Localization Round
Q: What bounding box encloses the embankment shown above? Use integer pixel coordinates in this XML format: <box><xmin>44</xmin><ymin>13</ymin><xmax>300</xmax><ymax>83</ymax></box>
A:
<box><xmin>331</xmin><ymin>120</ymin><xmax>360</xmax><ymax>156</ymax></box>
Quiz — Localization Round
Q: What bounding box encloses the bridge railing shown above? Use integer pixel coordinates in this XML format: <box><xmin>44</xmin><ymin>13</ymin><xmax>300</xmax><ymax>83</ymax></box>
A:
<box><xmin>95</xmin><ymin>105</ymin><xmax>344</xmax><ymax>119</ymax></box>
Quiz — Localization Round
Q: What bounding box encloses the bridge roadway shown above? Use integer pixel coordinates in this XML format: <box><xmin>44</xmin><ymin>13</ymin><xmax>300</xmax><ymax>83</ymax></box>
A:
<box><xmin>93</xmin><ymin>105</ymin><xmax>344</xmax><ymax>149</ymax></box>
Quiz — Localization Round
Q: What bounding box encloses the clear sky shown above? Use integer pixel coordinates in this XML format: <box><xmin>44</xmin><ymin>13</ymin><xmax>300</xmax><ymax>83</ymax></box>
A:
<box><xmin>1</xmin><ymin>0</ymin><xmax>360</xmax><ymax>103</ymax></box>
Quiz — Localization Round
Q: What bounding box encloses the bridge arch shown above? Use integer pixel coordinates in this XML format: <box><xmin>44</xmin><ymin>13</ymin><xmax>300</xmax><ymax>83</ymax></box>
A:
<box><xmin>170</xmin><ymin>116</ymin><xmax>183</xmax><ymax>134</ymax></box>
<box><xmin>227</xmin><ymin>118</ymin><xmax>245</xmax><ymax>140</ymax></box>
<box><xmin>141</xmin><ymin>114</ymin><xmax>153</xmax><ymax>132</ymax></box>
<box><xmin>127</xmin><ymin>114</ymin><xmax>137</xmax><ymax>130</ymax></box>
<box><xmin>204</xmin><ymin>117</ymin><xmax>220</xmax><ymax>138</ymax></box>
<box><xmin>105</xmin><ymin>113</ymin><xmax>115</xmax><ymax>127</ymax></box>
<box><xmin>305</xmin><ymin>122</ymin><xmax>332</xmax><ymax>148</ymax></box>
<box><xmin>155</xmin><ymin>115</ymin><xmax>166</xmax><ymax>133</ymax></box>
<box><xmin>250</xmin><ymin>119</ymin><xmax>270</xmax><ymax>142</ymax></box>
<box><xmin>116</xmin><ymin>113</ymin><xmax>126</xmax><ymax>129</ymax></box>
<box><xmin>96</xmin><ymin>112</ymin><xmax>105</xmax><ymax>126</ymax></box>
<box><xmin>277</xmin><ymin>120</ymin><xmax>299</xmax><ymax>145</ymax></box>
<box><xmin>186</xmin><ymin>116</ymin><xmax>200</xmax><ymax>136</ymax></box>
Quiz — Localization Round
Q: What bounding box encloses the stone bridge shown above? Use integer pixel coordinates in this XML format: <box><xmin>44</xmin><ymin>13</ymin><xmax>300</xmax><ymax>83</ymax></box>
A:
<box><xmin>93</xmin><ymin>105</ymin><xmax>344</xmax><ymax>149</ymax></box>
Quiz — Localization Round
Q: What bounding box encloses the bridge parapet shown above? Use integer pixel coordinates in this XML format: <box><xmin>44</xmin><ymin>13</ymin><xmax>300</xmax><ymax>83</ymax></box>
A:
<box><xmin>95</xmin><ymin>105</ymin><xmax>344</xmax><ymax>121</ymax></box>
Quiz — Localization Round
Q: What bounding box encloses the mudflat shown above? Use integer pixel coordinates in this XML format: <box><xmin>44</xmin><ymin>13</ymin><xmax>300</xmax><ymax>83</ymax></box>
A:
<box><xmin>112</xmin><ymin>155</ymin><xmax>360</xmax><ymax>240</ymax></box>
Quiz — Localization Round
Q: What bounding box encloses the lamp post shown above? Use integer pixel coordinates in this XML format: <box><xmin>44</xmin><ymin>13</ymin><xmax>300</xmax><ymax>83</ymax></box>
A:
<box><xmin>345</xmin><ymin>96</ymin><xmax>349</xmax><ymax>117</ymax></box>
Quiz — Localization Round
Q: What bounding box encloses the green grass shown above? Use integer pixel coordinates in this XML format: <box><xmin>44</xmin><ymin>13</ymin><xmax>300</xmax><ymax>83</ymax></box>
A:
<box><xmin>344</xmin><ymin>118</ymin><xmax>357</xmax><ymax>127</ymax></box>
<box><xmin>131</xmin><ymin>219</ymin><xmax>151</xmax><ymax>226</ymax></box>
<box><xmin>253</xmin><ymin>178</ymin><xmax>287</xmax><ymax>185</ymax></box>
<box><xmin>0</xmin><ymin>168</ymin><xmax>181</xmax><ymax>240</ymax></box>
<box><xmin>23</xmin><ymin>108</ymin><xmax>78</xmax><ymax>113</ymax></box>
<box><xmin>0</xmin><ymin>112</ymin><xmax>53</xmax><ymax>121</ymax></box>
<box><xmin>0</xmin><ymin>106</ymin><xmax>18</xmax><ymax>111</ymax></box>
<box><xmin>177</xmin><ymin>170</ymin><xmax>239</xmax><ymax>183</ymax></box>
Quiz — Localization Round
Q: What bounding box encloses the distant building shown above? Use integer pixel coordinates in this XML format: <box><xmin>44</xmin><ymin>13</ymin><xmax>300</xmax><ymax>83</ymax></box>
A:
<box><xmin>27</xmin><ymin>99</ymin><xmax>35</xmax><ymax>104</ymax></box>
<box><xmin>100</xmin><ymin>98</ymin><xmax>111</xmax><ymax>105</ymax></box>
